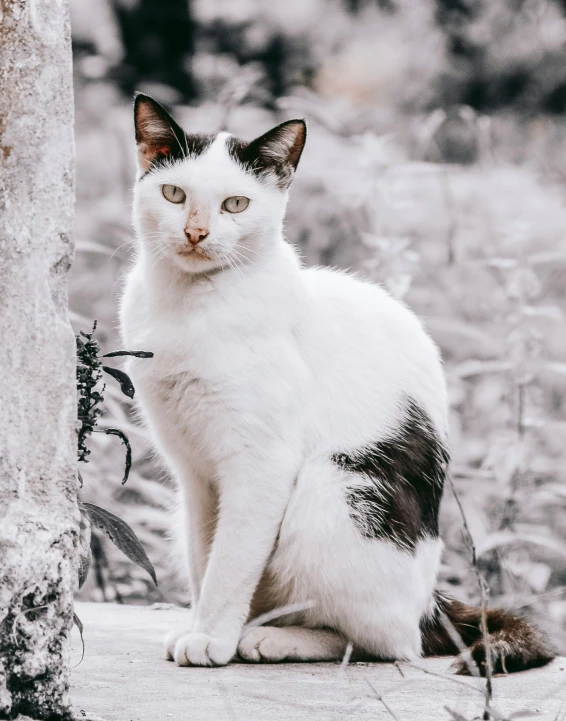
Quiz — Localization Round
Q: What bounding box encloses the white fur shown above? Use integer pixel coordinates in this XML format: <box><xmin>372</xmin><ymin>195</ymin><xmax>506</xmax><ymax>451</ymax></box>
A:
<box><xmin>120</xmin><ymin>131</ymin><xmax>448</xmax><ymax>667</ymax></box>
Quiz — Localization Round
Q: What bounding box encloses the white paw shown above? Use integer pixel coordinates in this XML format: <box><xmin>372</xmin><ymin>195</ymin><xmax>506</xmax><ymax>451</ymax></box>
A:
<box><xmin>173</xmin><ymin>632</ymin><xmax>236</xmax><ymax>667</ymax></box>
<box><xmin>163</xmin><ymin>609</ymin><xmax>196</xmax><ymax>661</ymax></box>
<box><xmin>164</xmin><ymin>627</ymin><xmax>192</xmax><ymax>661</ymax></box>
<box><xmin>237</xmin><ymin>627</ymin><xmax>290</xmax><ymax>663</ymax></box>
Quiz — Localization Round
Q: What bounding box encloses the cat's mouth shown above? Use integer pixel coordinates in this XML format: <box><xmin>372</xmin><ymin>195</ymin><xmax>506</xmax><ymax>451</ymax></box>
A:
<box><xmin>176</xmin><ymin>246</ymin><xmax>212</xmax><ymax>261</ymax></box>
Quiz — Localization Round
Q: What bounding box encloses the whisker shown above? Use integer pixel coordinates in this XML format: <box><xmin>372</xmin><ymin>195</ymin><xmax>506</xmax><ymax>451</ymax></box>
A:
<box><xmin>236</xmin><ymin>245</ymin><xmax>262</xmax><ymax>259</ymax></box>
<box><xmin>224</xmin><ymin>253</ymin><xmax>244</xmax><ymax>281</ymax></box>
<box><xmin>231</xmin><ymin>248</ymin><xmax>256</xmax><ymax>267</ymax></box>
<box><xmin>109</xmin><ymin>240</ymin><xmax>135</xmax><ymax>262</ymax></box>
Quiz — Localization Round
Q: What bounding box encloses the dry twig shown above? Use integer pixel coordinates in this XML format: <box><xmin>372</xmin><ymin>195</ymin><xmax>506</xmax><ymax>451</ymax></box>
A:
<box><xmin>448</xmin><ymin>475</ymin><xmax>494</xmax><ymax>720</ymax></box>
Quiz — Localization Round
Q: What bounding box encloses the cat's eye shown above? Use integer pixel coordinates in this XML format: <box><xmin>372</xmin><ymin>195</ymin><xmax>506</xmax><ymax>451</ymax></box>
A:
<box><xmin>222</xmin><ymin>196</ymin><xmax>249</xmax><ymax>213</ymax></box>
<box><xmin>161</xmin><ymin>184</ymin><xmax>186</xmax><ymax>204</ymax></box>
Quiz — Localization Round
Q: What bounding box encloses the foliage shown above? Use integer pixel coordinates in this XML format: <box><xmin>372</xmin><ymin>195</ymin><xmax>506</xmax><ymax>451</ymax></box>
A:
<box><xmin>75</xmin><ymin>322</ymin><xmax>157</xmax><ymax>598</ymax></box>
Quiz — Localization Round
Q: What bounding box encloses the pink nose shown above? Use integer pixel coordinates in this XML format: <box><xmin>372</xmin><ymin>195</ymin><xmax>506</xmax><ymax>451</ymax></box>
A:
<box><xmin>185</xmin><ymin>227</ymin><xmax>209</xmax><ymax>246</ymax></box>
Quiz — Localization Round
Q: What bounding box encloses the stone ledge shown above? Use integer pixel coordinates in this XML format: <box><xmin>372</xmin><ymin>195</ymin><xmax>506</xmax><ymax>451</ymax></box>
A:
<box><xmin>72</xmin><ymin>602</ymin><xmax>566</xmax><ymax>721</ymax></box>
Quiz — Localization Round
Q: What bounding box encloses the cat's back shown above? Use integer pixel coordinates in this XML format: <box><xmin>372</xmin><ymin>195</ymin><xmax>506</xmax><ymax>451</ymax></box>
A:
<box><xmin>302</xmin><ymin>266</ymin><xmax>437</xmax><ymax>357</ymax></box>
<box><xmin>299</xmin><ymin>266</ymin><xmax>447</xmax><ymax>438</ymax></box>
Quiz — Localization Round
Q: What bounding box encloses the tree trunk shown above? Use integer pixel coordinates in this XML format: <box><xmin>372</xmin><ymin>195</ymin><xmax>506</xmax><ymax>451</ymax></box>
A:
<box><xmin>0</xmin><ymin>1</ymin><xmax>78</xmax><ymax>719</ymax></box>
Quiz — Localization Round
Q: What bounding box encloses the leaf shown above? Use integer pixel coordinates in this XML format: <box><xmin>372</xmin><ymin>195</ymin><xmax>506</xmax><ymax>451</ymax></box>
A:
<box><xmin>528</xmin><ymin>250</ymin><xmax>566</xmax><ymax>265</ymax></box>
<box><xmin>102</xmin><ymin>366</ymin><xmax>135</xmax><ymax>399</ymax></box>
<box><xmin>522</xmin><ymin>305</ymin><xmax>563</xmax><ymax>322</ymax></box>
<box><xmin>73</xmin><ymin>611</ymin><xmax>85</xmax><ymax>665</ymax></box>
<box><xmin>76</xmin><ymin>240</ymin><xmax>115</xmax><ymax>257</ymax></box>
<box><xmin>83</xmin><ymin>502</ymin><xmax>157</xmax><ymax>586</ymax></box>
<box><xmin>103</xmin><ymin>350</ymin><xmax>154</xmax><ymax>358</ymax></box>
<box><xmin>481</xmin><ymin>257</ymin><xmax>517</xmax><ymax>269</ymax></box>
<box><xmin>477</xmin><ymin>531</ymin><xmax>566</xmax><ymax>559</ymax></box>
<box><xmin>454</xmin><ymin>359</ymin><xmax>513</xmax><ymax>379</ymax></box>
<box><xmin>102</xmin><ymin>427</ymin><xmax>132</xmax><ymax>484</ymax></box>
<box><xmin>545</xmin><ymin>361</ymin><xmax>566</xmax><ymax>376</ymax></box>
<box><xmin>77</xmin><ymin>502</ymin><xmax>92</xmax><ymax>589</ymax></box>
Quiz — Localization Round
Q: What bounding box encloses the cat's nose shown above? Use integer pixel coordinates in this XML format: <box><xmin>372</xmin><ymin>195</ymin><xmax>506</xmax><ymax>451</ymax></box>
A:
<box><xmin>185</xmin><ymin>227</ymin><xmax>209</xmax><ymax>246</ymax></box>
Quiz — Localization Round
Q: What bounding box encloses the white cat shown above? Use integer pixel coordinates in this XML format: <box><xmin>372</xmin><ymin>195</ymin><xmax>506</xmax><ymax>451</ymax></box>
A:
<box><xmin>120</xmin><ymin>95</ymin><xmax>553</xmax><ymax>674</ymax></box>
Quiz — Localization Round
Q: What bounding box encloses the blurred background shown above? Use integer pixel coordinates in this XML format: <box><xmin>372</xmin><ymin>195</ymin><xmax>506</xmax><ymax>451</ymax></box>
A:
<box><xmin>71</xmin><ymin>0</ymin><xmax>566</xmax><ymax>653</ymax></box>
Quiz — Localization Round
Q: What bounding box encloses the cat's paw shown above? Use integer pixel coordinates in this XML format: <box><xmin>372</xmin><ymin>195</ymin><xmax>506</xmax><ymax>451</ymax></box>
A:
<box><xmin>173</xmin><ymin>632</ymin><xmax>236</xmax><ymax>667</ymax></box>
<box><xmin>237</xmin><ymin>627</ymin><xmax>290</xmax><ymax>663</ymax></box>
<box><xmin>164</xmin><ymin>627</ymin><xmax>192</xmax><ymax>661</ymax></box>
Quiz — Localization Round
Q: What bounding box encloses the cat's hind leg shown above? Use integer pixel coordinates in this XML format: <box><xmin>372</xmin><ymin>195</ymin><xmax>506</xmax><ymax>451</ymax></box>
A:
<box><xmin>269</xmin><ymin>455</ymin><xmax>443</xmax><ymax>662</ymax></box>
<box><xmin>237</xmin><ymin>626</ymin><xmax>347</xmax><ymax>663</ymax></box>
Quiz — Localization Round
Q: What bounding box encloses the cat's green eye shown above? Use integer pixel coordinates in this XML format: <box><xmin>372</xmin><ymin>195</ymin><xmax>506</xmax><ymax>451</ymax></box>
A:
<box><xmin>222</xmin><ymin>196</ymin><xmax>250</xmax><ymax>213</ymax></box>
<box><xmin>161</xmin><ymin>184</ymin><xmax>186</xmax><ymax>204</ymax></box>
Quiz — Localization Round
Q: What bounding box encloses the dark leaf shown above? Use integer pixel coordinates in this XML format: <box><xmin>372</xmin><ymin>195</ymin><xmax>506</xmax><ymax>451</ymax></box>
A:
<box><xmin>103</xmin><ymin>350</ymin><xmax>154</xmax><ymax>358</ymax></box>
<box><xmin>78</xmin><ymin>552</ymin><xmax>91</xmax><ymax>589</ymax></box>
<box><xmin>79</xmin><ymin>320</ymin><xmax>97</xmax><ymax>340</ymax></box>
<box><xmin>102</xmin><ymin>428</ymin><xmax>132</xmax><ymax>484</ymax></box>
<box><xmin>102</xmin><ymin>365</ymin><xmax>135</xmax><ymax>399</ymax></box>
<box><xmin>73</xmin><ymin>611</ymin><xmax>85</xmax><ymax>666</ymax></box>
<box><xmin>82</xmin><ymin>502</ymin><xmax>157</xmax><ymax>586</ymax></box>
<box><xmin>77</xmin><ymin>502</ymin><xmax>92</xmax><ymax>589</ymax></box>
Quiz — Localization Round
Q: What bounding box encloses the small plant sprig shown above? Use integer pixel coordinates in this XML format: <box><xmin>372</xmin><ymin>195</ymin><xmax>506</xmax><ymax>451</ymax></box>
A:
<box><xmin>76</xmin><ymin>321</ymin><xmax>152</xmax><ymax>484</ymax></box>
<box><xmin>75</xmin><ymin>321</ymin><xmax>157</xmax><ymax>604</ymax></box>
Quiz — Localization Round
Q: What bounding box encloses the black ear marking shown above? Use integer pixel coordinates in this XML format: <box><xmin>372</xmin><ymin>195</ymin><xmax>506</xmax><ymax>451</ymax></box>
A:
<box><xmin>134</xmin><ymin>94</ymin><xmax>186</xmax><ymax>172</ymax></box>
<box><xmin>133</xmin><ymin>93</ymin><xmax>215</xmax><ymax>175</ymax></box>
<box><xmin>250</xmin><ymin>119</ymin><xmax>307</xmax><ymax>170</ymax></box>
<box><xmin>227</xmin><ymin>119</ymin><xmax>307</xmax><ymax>189</ymax></box>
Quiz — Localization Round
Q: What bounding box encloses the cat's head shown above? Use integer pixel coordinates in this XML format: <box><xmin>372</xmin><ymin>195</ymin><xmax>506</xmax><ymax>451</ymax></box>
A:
<box><xmin>132</xmin><ymin>94</ymin><xmax>306</xmax><ymax>275</ymax></box>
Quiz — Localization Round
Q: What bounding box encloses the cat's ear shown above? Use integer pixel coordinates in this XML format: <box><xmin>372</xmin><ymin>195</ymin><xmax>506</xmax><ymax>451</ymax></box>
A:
<box><xmin>133</xmin><ymin>94</ymin><xmax>185</xmax><ymax>173</ymax></box>
<box><xmin>249</xmin><ymin>120</ymin><xmax>307</xmax><ymax>171</ymax></box>
<box><xmin>232</xmin><ymin>119</ymin><xmax>306</xmax><ymax>189</ymax></box>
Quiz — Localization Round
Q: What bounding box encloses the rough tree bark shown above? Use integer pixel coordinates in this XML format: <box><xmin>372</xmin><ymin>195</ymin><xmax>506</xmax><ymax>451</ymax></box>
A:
<box><xmin>0</xmin><ymin>1</ymin><xmax>78</xmax><ymax>719</ymax></box>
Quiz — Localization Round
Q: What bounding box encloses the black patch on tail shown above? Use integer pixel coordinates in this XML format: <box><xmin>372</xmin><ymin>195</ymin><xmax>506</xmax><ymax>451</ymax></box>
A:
<box><xmin>332</xmin><ymin>397</ymin><xmax>449</xmax><ymax>552</ymax></box>
<box><xmin>421</xmin><ymin>591</ymin><xmax>554</xmax><ymax>675</ymax></box>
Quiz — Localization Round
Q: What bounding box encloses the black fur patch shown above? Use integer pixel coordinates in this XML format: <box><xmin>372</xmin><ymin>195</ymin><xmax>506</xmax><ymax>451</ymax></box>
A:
<box><xmin>134</xmin><ymin>94</ymin><xmax>215</xmax><ymax>178</ymax></box>
<box><xmin>226</xmin><ymin>136</ymin><xmax>291</xmax><ymax>189</ymax></box>
<box><xmin>140</xmin><ymin>132</ymin><xmax>216</xmax><ymax>178</ymax></box>
<box><xmin>226</xmin><ymin>119</ymin><xmax>306</xmax><ymax>189</ymax></box>
<box><xmin>332</xmin><ymin>398</ymin><xmax>449</xmax><ymax>552</ymax></box>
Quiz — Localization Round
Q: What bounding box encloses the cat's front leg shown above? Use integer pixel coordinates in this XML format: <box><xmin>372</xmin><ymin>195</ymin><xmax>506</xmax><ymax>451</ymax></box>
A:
<box><xmin>171</xmin><ymin>451</ymin><xmax>297</xmax><ymax>667</ymax></box>
<box><xmin>178</xmin><ymin>472</ymin><xmax>218</xmax><ymax>608</ymax></box>
<box><xmin>164</xmin><ymin>468</ymin><xmax>217</xmax><ymax>660</ymax></box>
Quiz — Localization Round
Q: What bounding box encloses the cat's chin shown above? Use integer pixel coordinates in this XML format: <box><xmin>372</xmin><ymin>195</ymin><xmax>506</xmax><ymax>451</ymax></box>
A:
<box><xmin>172</xmin><ymin>249</ymin><xmax>223</xmax><ymax>275</ymax></box>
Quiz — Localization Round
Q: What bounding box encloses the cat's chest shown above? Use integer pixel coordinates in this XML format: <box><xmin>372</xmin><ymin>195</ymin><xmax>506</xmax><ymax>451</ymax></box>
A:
<box><xmin>151</xmin><ymin>370</ymin><xmax>225</xmax><ymax>433</ymax></box>
<box><xmin>132</xmin><ymin>347</ymin><xmax>242</xmax><ymax>468</ymax></box>
<box><xmin>131</xmin><ymin>328</ymin><xmax>238</xmax><ymax>416</ymax></box>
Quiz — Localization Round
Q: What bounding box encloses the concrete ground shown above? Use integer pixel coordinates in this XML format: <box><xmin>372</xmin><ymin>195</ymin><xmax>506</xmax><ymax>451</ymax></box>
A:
<box><xmin>72</xmin><ymin>602</ymin><xmax>566</xmax><ymax>721</ymax></box>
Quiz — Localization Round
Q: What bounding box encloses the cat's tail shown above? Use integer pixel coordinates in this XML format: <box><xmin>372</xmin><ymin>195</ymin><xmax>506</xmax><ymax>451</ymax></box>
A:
<box><xmin>421</xmin><ymin>591</ymin><xmax>554</xmax><ymax>675</ymax></box>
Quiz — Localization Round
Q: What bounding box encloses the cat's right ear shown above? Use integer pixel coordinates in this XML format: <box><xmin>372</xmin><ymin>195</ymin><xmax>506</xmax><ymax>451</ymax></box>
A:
<box><xmin>133</xmin><ymin>94</ymin><xmax>185</xmax><ymax>173</ymax></box>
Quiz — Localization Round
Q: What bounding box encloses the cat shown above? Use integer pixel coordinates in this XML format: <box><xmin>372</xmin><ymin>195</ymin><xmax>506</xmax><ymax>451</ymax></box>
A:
<box><xmin>119</xmin><ymin>94</ymin><xmax>554</xmax><ymax>674</ymax></box>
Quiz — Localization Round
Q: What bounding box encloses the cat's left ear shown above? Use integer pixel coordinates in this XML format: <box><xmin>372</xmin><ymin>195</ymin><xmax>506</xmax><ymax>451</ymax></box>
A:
<box><xmin>235</xmin><ymin>119</ymin><xmax>307</xmax><ymax>189</ymax></box>
<box><xmin>133</xmin><ymin>93</ymin><xmax>185</xmax><ymax>173</ymax></box>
